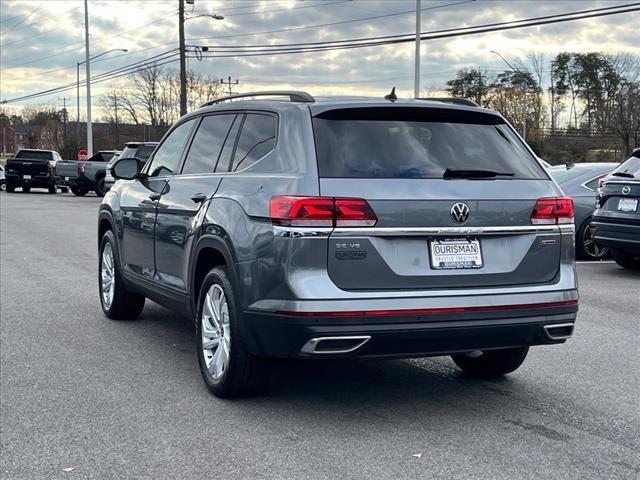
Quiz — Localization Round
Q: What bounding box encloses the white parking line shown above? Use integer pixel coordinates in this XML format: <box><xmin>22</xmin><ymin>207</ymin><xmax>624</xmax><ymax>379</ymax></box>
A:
<box><xmin>575</xmin><ymin>260</ymin><xmax>616</xmax><ymax>264</ymax></box>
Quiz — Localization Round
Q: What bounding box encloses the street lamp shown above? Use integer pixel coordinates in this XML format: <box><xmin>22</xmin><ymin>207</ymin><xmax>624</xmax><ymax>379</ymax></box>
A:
<box><xmin>490</xmin><ymin>50</ymin><xmax>529</xmax><ymax>140</ymax></box>
<box><xmin>179</xmin><ymin>0</ymin><xmax>224</xmax><ymax>116</ymax></box>
<box><xmin>76</xmin><ymin>48</ymin><xmax>128</xmax><ymax>149</ymax></box>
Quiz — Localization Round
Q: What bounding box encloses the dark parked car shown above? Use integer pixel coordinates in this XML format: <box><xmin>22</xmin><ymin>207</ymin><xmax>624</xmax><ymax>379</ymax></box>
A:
<box><xmin>5</xmin><ymin>149</ymin><xmax>61</xmax><ymax>193</ymax></box>
<box><xmin>104</xmin><ymin>142</ymin><xmax>158</xmax><ymax>191</ymax></box>
<box><xmin>549</xmin><ymin>162</ymin><xmax>617</xmax><ymax>259</ymax></box>
<box><xmin>592</xmin><ymin>149</ymin><xmax>640</xmax><ymax>270</ymax></box>
<box><xmin>98</xmin><ymin>91</ymin><xmax>578</xmax><ymax>398</ymax></box>
<box><xmin>55</xmin><ymin>150</ymin><xmax>119</xmax><ymax>197</ymax></box>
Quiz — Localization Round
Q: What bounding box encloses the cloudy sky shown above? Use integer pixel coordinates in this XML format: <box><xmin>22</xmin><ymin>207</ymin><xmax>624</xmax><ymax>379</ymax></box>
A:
<box><xmin>1</xmin><ymin>0</ymin><xmax>638</xmax><ymax>116</ymax></box>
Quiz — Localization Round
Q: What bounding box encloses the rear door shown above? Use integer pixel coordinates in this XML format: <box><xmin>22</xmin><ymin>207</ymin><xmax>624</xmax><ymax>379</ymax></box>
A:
<box><xmin>154</xmin><ymin>113</ymin><xmax>239</xmax><ymax>292</ymax></box>
<box><xmin>312</xmin><ymin>106</ymin><xmax>564</xmax><ymax>290</ymax></box>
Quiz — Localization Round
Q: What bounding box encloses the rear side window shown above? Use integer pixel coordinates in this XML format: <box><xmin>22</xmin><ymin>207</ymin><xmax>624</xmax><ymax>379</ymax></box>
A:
<box><xmin>312</xmin><ymin>107</ymin><xmax>545</xmax><ymax>179</ymax></box>
<box><xmin>182</xmin><ymin>114</ymin><xmax>236</xmax><ymax>174</ymax></box>
<box><xmin>231</xmin><ymin>113</ymin><xmax>277</xmax><ymax>172</ymax></box>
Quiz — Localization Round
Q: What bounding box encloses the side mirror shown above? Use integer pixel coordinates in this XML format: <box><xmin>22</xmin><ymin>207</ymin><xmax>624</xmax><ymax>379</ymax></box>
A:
<box><xmin>112</xmin><ymin>157</ymin><xmax>145</xmax><ymax>180</ymax></box>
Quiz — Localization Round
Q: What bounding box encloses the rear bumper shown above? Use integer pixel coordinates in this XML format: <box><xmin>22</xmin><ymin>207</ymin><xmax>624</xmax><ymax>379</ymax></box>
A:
<box><xmin>6</xmin><ymin>173</ymin><xmax>54</xmax><ymax>188</ymax></box>
<box><xmin>242</xmin><ymin>301</ymin><xmax>578</xmax><ymax>358</ymax></box>
<box><xmin>591</xmin><ymin>217</ymin><xmax>640</xmax><ymax>253</ymax></box>
<box><xmin>68</xmin><ymin>174</ymin><xmax>95</xmax><ymax>190</ymax></box>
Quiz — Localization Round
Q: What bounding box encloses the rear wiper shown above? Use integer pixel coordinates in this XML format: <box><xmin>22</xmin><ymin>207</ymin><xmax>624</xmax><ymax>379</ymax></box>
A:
<box><xmin>611</xmin><ymin>172</ymin><xmax>635</xmax><ymax>178</ymax></box>
<box><xmin>443</xmin><ymin>168</ymin><xmax>515</xmax><ymax>179</ymax></box>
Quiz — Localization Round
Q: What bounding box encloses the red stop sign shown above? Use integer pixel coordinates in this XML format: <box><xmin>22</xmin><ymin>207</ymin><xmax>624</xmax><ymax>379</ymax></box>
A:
<box><xmin>78</xmin><ymin>149</ymin><xmax>88</xmax><ymax>161</ymax></box>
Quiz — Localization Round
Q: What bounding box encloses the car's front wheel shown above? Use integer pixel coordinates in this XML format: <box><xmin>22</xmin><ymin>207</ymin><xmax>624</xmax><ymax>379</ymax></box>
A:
<box><xmin>611</xmin><ymin>248</ymin><xmax>640</xmax><ymax>271</ymax></box>
<box><xmin>99</xmin><ymin>230</ymin><xmax>145</xmax><ymax>319</ymax></box>
<box><xmin>196</xmin><ymin>266</ymin><xmax>271</xmax><ymax>398</ymax></box>
<box><xmin>452</xmin><ymin>347</ymin><xmax>529</xmax><ymax>378</ymax></box>
<box><xmin>22</xmin><ymin>186</ymin><xmax>30</xmax><ymax>193</ymax></box>
<box><xmin>71</xmin><ymin>187</ymin><xmax>87</xmax><ymax>196</ymax></box>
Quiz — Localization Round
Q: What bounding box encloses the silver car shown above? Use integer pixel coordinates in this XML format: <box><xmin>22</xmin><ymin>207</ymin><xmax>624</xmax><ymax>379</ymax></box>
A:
<box><xmin>99</xmin><ymin>92</ymin><xmax>579</xmax><ymax>397</ymax></box>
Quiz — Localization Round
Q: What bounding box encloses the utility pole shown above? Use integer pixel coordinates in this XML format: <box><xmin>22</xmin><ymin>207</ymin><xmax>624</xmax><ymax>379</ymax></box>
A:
<box><xmin>84</xmin><ymin>0</ymin><xmax>93</xmax><ymax>155</ymax></box>
<box><xmin>113</xmin><ymin>93</ymin><xmax>120</xmax><ymax>146</ymax></box>
<box><xmin>414</xmin><ymin>0</ymin><xmax>421</xmax><ymax>98</ymax></box>
<box><xmin>178</xmin><ymin>0</ymin><xmax>187</xmax><ymax>116</ymax></box>
<box><xmin>76</xmin><ymin>62</ymin><xmax>81</xmax><ymax>144</ymax></box>
<box><xmin>58</xmin><ymin>96</ymin><xmax>69</xmax><ymax>140</ymax></box>
<box><xmin>220</xmin><ymin>77</ymin><xmax>238</xmax><ymax>96</ymax></box>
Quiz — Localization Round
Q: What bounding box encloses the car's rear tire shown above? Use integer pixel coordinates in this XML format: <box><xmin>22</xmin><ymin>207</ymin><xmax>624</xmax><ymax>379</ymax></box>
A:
<box><xmin>5</xmin><ymin>183</ymin><xmax>14</xmax><ymax>193</ymax></box>
<box><xmin>452</xmin><ymin>346</ymin><xmax>529</xmax><ymax>378</ymax></box>
<box><xmin>95</xmin><ymin>177</ymin><xmax>106</xmax><ymax>197</ymax></box>
<box><xmin>577</xmin><ymin>219</ymin><xmax>608</xmax><ymax>260</ymax></box>
<box><xmin>196</xmin><ymin>266</ymin><xmax>272</xmax><ymax>398</ymax></box>
<box><xmin>48</xmin><ymin>183</ymin><xmax>57</xmax><ymax>194</ymax></box>
<box><xmin>610</xmin><ymin>248</ymin><xmax>640</xmax><ymax>271</ymax></box>
<box><xmin>71</xmin><ymin>187</ymin><xmax>87</xmax><ymax>196</ymax></box>
<box><xmin>22</xmin><ymin>186</ymin><xmax>30</xmax><ymax>193</ymax></box>
<box><xmin>99</xmin><ymin>230</ymin><xmax>145</xmax><ymax>319</ymax></box>
<box><xmin>61</xmin><ymin>186</ymin><xmax>69</xmax><ymax>193</ymax></box>
<box><xmin>0</xmin><ymin>182</ymin><xmax>5</xmax><ymax>191</ymax></box>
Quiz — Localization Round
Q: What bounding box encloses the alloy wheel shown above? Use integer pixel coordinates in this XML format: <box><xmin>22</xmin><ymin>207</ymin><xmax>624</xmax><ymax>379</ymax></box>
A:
<box><xmin>201</xmin><ymin>284</ymin><xmax>231</xmax><ymax>380</ymax></box>
<box><xmin>101</xmin><ymin>242</ymin><xmax>115</xmax><ymax>308</ymax></box>
<box><xmin>582</xmin><ymin>224</ymin><xmax>608</xmax><ymax>259</ymax></box>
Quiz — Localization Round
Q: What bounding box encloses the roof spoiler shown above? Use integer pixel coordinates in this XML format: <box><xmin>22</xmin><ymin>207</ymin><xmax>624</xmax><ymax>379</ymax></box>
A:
<box><xmin>417</xmin><ymin>97</ymin><xmax>480</xmax><ymax>107</ymax></box>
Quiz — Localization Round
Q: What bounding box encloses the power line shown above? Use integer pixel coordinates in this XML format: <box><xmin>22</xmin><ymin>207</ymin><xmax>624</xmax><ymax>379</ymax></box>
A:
<box><xmin>0</xmin><ymin>3</ymin><xmax>43</xmax><ymax>36</ymax></box>
<box><xmin>196</xmin><ymin>2</ymin><xmax>640</xmax><ymax>52</ymax></box>
<box><xmin>187</xmin><ymin>0</ymin><xmax>473</xmax><ymax>43</ymax></box>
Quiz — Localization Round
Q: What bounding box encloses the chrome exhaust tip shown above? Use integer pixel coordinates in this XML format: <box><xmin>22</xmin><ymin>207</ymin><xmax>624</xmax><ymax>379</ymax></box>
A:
<box><xmin>300</xmin><ymin>336</ymin><xmax>371</xmax><ymax>355</ymax></box>
<box><xmin>543</xmin><ymin>323</ymin><xmax>575</xmax><ymax>341</ymax></box>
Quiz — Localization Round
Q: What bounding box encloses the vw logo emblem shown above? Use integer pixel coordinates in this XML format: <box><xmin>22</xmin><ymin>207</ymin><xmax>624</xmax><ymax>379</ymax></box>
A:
<box><xmin>622</xmin><ymin>186</ymin><xmax>631</xmax><ymax>195</ymax></box>
<box><xmin>450</xmin><ymin>202</ymin><xmax>470</xmax><ymax>223</ymax></box>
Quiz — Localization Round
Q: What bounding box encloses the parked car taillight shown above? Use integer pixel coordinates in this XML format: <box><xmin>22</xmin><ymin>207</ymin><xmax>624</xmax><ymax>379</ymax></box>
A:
<box><xmin>270</xmin><ymin>196</ymin><xmax>377</xmax><ymax>227</ymax></box>
<box><xmin>530</xmin><ymin>197</ymin><xmax>574</xmax><ymax>225</ymax></box>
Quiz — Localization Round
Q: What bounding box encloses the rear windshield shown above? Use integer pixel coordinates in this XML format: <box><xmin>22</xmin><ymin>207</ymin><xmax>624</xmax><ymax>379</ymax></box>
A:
<box><xmin>15</xmin><ymin>150</ymin><xmax>53</xmax><ymax>161</ymax></box>
<box><xmin>120</xmin><ymin>144</ymin><xmax>156</xmax><ymax>161</ymax></box>
<box><xmin>612</xmin><ymin>156</ymin><xmax>640</xmax><ymax>176</ymax></box>
<box><xmin>312</xmin><ymin>107</ymin><xmax>545</xmax><ymax>179</ymax></box>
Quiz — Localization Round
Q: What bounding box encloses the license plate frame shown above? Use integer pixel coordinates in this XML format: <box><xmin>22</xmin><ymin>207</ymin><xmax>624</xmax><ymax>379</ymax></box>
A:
<box><xmin>618</xmin><ymin>198</ymin><xmax>638</xmax><ymax>212</ymax></box>
<box><xmin>429</xmin><ymin>237</ymin><xmax>484</xmax><ymax>270</ymax></box>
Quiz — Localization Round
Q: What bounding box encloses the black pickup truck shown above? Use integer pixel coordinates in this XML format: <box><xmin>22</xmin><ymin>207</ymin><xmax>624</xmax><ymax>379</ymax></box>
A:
<box><xmin>4</xmin><ymin>149</ymin><xmax>62</xmax><ymax>193</ymax></box>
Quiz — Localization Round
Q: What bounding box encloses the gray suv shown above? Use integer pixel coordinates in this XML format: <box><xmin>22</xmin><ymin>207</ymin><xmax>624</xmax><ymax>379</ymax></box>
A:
<box><xmin>98</xmin><ymin>91</ymin><xmax>579</xmax><ymax>398</ymax></box>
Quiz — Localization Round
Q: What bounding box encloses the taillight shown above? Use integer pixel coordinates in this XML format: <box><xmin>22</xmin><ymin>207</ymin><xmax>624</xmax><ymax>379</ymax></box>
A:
<box><xmin>531</xmin><ymin>197</ymin><xmax>574</xmax><ymax>225</ymax></box>
<box><xmin>78</xmin><ymin>162</ymin><xmax>86</xmax><ymax>174</ymax></box>
<box><xmin>334</xmin><ymin>198</ymin><xmax>377</xmax><ymax>227</ymax></box>
<box><xmin>270</xmin><ymin>196</ymin><xmax>377</xmax><ymax>227</ymax></box>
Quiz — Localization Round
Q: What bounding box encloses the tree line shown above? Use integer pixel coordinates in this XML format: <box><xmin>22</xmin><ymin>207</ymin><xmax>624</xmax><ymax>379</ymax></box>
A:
<box><xmin>444</xmin><ymin>52</ymin><xmax>640</xmax><ymax>160</ymax></box>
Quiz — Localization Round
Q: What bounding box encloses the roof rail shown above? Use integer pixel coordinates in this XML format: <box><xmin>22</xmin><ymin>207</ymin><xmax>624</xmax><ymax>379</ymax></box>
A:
<box><xmin>201</xmin><ymin>90</ymin><xmax>315</xmax><ymax>107</ymax></box>
<box><xmin>417</xmin><ymin>97</ymin><xmax>480</xmax><ymax>107</ymax></box>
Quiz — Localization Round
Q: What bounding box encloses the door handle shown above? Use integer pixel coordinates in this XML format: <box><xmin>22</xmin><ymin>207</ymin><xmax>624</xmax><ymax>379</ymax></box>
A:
<box><xmin>148</xmin><ymin>193</ymin><xmax>161</xmax><ymax>201</ymax></box>
<box><xmin>191</xmin><ymin>193</ymin><xmax>208</xmax><ymax>204</ymax></box>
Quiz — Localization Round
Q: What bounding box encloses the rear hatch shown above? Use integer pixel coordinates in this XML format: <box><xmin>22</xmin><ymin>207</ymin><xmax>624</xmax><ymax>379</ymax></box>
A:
<box><xmin>597</xmin><ymin>155</ymin><xmax>640</xmax><ymax>221</ymax></box>
<box><xmin>312</xmin><ymin>105</ymin><xmax>566</xmax><ymax>290</ymax></box>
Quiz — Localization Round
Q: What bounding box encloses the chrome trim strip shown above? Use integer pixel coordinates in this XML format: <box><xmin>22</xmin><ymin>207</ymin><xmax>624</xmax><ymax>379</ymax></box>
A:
<box><xmin>300</xmin><ymin>336</ymin><xmax>371</xmax><ymax>355</ymax></box>
<box><xmin>603</xmin><ymin>180</ymin><xmax>640</xmax><ymax>185</ymax></box>
<box><xmin>331</xmin><ymin>225</ymin><xmax>560</xmax><ymax>236</ymax></box>
<box><xmin>591</xmin><ymin>221</ymin><xmax>640</xmax><ymax>230</ymax></box>
<box><xmin>543</xmin><ymin>323</ymin><xmax>574</xmax><ymax>341</ymax></box>
<box><xmin>272</xmin><ymin>226</ymin><xmax>333</xmax><ymax>237</ymax></box>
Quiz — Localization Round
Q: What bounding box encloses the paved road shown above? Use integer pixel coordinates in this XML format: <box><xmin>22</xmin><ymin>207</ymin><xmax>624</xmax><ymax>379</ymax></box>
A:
<box><xmin>1</xmin><ymin>192</ymin><xmax>639</xmax><ymax>480</ymax></box>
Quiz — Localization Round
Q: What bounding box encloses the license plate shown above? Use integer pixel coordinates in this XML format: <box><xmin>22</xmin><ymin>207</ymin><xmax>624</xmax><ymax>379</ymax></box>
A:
<box><xmin>65</xmin><ymin>176</ymin><xmax>69</xmax><ymax>182</ymax></box>
<box><xmin>429</xmin><ymin>238</ymin><xmax>483</xmax><ymax>269</ymax></box>
<box><xmin>618</xmin><ymin>198</ymin><xmax>638</xmax><ymax>212</ymax></box>
<box><xmin>23</xmin><ymin>174</ymin><xmax>31</xmax><ymax>180</ymax></box>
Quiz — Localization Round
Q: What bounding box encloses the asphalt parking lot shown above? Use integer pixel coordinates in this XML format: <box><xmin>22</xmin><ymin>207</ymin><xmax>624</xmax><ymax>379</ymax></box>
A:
<box><xmin>1</xmin><ymin>191</ymin><xmax>638</xmax><ymax>480</ymax></box>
